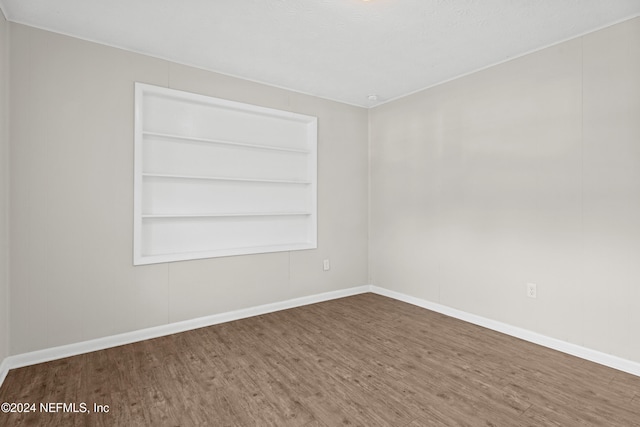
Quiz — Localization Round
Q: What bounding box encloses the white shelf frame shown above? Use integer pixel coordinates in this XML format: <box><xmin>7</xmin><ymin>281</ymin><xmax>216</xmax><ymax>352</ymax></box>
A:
<box><xmin>134</xmin><ymin>83</ymin><xmax>318</xmax><ymax>265</ymax></box>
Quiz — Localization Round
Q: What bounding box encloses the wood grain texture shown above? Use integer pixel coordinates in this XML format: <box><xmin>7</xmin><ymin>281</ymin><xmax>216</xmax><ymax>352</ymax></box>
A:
<box><xmin>1</xmin><ymin>293</ymin><xmax>639</xmax><ymax>426</ymax></box>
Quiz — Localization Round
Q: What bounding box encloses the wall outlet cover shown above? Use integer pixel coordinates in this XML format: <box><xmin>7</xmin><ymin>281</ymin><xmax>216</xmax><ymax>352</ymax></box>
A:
<box><xmin>527</xmin><ymin>283</ymin><xmax>537</xmax><ymax>299</ymax></box>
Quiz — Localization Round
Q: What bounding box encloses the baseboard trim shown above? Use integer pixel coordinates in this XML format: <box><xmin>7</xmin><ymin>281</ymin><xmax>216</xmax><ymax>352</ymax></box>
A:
<box><xmin>370</xmin><ymin>286</ymin><xmax>640</xmax><ymax>378</ymax></box>
<box><xmin>2</xmin><ymin>283</ymin><xmax>639</xmax><ymax>391</ymax></box>
<box><xmin>0</xmin><ymin>357</ymin><xmax>9</xmax><ymax>388</ymax></box>
<box><xmin>0</xmin><ymin>285</ymin><xmax>371</xmax><ymax>388</ymax></box>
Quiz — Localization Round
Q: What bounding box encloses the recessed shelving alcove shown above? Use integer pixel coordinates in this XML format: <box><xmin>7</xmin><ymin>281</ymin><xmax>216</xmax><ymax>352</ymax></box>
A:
<box><xmin>134</xmin><ymin>83</ymin><xmax>317</xmax><ymax>265</ymax></box>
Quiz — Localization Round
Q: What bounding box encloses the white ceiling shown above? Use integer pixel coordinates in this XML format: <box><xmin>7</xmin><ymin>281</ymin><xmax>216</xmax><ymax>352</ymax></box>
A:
<box><xmin>2</xmin><ymin>0</ymin><xmax>639</xmax><ymax>107</ymax></box>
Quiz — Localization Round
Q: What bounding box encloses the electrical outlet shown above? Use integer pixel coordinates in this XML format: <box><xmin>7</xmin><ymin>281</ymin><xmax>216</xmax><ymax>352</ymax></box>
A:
<box><xmin>323</xmin><ymin>259</ymin><xmax>330</xmax><ymax>271</ymax></box>
<box><xmin>526</xmin><ymin>283</ymin><xmax>537</xmax><ymax>299</ymax></box>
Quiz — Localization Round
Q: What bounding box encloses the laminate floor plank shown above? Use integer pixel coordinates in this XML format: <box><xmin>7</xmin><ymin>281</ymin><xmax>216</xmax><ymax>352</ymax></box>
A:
<box><xmin>266</xmin><ymin>309</ymin><xmax>424</xmax><ymax>426</ymax></box>
<box><xmin>251</xmin><ymin>317</ymin><xmax>412</xmax><ymax>426</ymax></box>
<box><xmin>297</xmin><ymin>300</ymin><xmax>531</xmax><ymax>423</ymax></box>
<box><xmin>306</xmin><ymin>327</ymin><xmax>522</xmax><ymax>424</ymax></box>
<box><xmin>1</xmin><ymin>293</ymin><xmax>640</xmax><ymax>426</ymax></box>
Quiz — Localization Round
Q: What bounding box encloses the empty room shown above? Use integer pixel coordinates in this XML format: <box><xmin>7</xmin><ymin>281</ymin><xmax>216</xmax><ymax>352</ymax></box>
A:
<box><xmin>1</xmin><ymin>0</ymin><xmax>640</xmax><ymax>425</ymax></box>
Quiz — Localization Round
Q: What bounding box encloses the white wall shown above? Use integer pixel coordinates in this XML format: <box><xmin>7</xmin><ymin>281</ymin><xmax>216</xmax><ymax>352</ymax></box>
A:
<box><xmin>8</xmin><ymin>23</ymin><xmax>369</xmax><ymax>354</ymax></box>
<box><xmin>0</xmin><ymin>8</ymin><xmax>9</xmax><ymax>364</ymax></box>
<box><xmin>370</xmin><ymin>17</ymin><xmax>640</xmax><ymax>363</ymax></box>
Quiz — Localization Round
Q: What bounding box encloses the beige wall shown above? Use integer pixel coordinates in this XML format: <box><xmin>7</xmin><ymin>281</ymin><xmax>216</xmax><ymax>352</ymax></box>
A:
<box><xmin>370</xmin><ymin>17</ymin><xmax>640</xmax><ymax>362</ymax></box>
<box><xmin>8</xmin><ymin>23</ymin><xmax>369</xmax><ymax>354</ymax></box>
<box><xmin>5</xmin><ymin>14</ymin><xmax>640</xmax><ymax>367</ymax></box>
<box><xmin>0</xmin><ymin>9</ymin><xmax>9</xmax><ymax>363</ymax></box>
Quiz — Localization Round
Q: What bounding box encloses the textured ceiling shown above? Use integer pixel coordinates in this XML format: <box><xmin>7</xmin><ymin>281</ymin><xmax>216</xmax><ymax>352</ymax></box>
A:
<box><xmin>1</xmin><ymin>0</ymin><xmax>639</xmax><ymax>107</ymax></box>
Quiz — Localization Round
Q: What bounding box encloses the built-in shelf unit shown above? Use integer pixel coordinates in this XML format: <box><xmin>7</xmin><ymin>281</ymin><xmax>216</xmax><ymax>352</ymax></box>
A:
<box><xmin>134</xmin><ymin>83</ymin><xmax>317</xmax><ymax>265</ymax></box>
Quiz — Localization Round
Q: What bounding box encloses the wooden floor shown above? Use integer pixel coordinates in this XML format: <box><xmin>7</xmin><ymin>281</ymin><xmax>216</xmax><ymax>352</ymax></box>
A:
<box><xmin>1</xmin><ymin>293</ymin><xmax>639</xmax><ymax>426</ymax></box>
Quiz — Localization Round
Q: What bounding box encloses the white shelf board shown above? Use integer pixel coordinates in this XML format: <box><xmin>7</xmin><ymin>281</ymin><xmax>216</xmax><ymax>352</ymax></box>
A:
<box><xmin>143</xmin><ymin>131</ymin><xmax>310</xmax><ymax>154</ymax></box>
<box><xmin>136</xmin><ymin>242</ymin><xmax>317</xmax><ymax>265</ymax></box>
<box><xmin>142</xmin><ymin>212</ymin><xmax>312</xmax><ymax>219</ymax></box>
<box><xmin>142</xmin><ymin>173</ymin><xmax>311</xmax><ymax>185</ymax></box>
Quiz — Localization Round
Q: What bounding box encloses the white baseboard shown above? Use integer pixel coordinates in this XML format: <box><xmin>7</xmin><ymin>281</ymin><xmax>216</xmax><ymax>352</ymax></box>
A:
<box><xmin>370</xmin><ymin>286</ymin><xmax>640</xmax><ymax>378</ymax></box>
<box><xmin>0</xmin><ymin>356</ymin><xmax>9</xmax><ymax>388</ymax></box>
<box><xmin>0</xmin><ymin>285</ymin><xmax>370</xmax><ymax>388</ymax></box>
<box><xmin>2</xmin><ymin>283</ymin><xmax>639</xmax><ymax>391</ymax></box>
